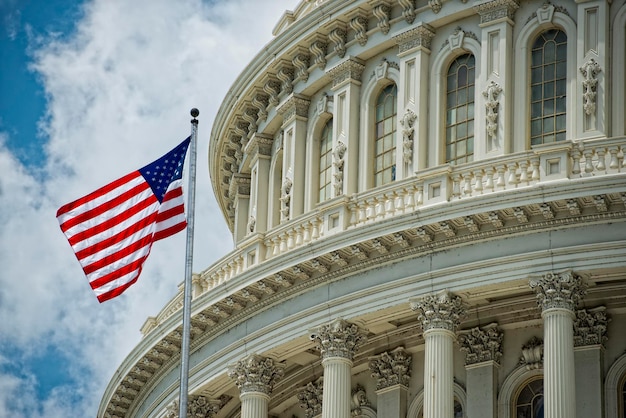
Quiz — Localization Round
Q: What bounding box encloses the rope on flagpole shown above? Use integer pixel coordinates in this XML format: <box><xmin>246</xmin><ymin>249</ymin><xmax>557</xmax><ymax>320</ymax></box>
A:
<box><xmin>179</xmin><ymin>108</ymin><xmax>199</xmax><ymax>417</ymax></box>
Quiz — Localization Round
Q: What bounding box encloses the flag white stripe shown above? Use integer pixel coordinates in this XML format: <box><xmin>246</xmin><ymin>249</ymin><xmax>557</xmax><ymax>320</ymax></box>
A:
<box><xmin>86</xmin><ymin>241</ymin><xmax>154</xmax><ymax>285</ymax></box>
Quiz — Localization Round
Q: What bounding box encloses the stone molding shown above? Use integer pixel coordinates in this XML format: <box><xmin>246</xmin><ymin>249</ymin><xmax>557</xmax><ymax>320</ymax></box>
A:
<box><xmin>574</xmin><ymin>306</ymin><xmax>609</xmax><ymax>347</ymax></box>
<box><xmin>277</xmin><ymin>94</ymin><xmax>311</xmax><ymax>124</ymax></box>
<box><xmin>458</xmin><ymin>323</ymin><xmax>503</xmax><ymax>365</ymax></box>
<box><xmin>326</xmin><ymin>58</ymin><xmax>365</xmax><ymax>89</ymax></box>
<box><xmin>297</xmin><ymin>377</ymin><xmax>323</xmax><ymax>418</ymax></box>
<box><xmin>368</xmin><ymin>346</ymin><xmax>412</xmax><ymax>390</ymax></box>
<box><xmin>227</xmin><ymin>354</ymin><xmax>285</xmax><ymax>395</ymax></box>
<box><xmin>409</xmin><ymin>290</ymin><xmax>466</xmax><ymax>332</ymax></box>
<box><xmin>529</xmin><ymin>270</ymin><xmax>587</xmax><ymax>312</ymax></box>
<box><xmin>310</xmin><ymin>318</ymin><xmax>368</xmax><ymax>360</ymax></box>
<box><xmin>473</xmin><ymin>0</ymin><xmax>520</xmax><ymax>25</ymax></box>
<box><xmin>393</xmin><ymin>24</ymin><xmax>435</xmax><ymax>55</ymax></box>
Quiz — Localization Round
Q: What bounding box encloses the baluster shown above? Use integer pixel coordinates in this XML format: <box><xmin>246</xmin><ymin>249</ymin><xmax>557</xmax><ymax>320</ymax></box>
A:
<box><xmin>519</xmin><ymin>161</ymin><xmax>529</xmax><ymax>184</ymax></box>
<box><xmin>287</xmin><ymin>230</ymin><xmax>295</xmax><ymax>250</ymax></box>
<box><xmin>295</xmin><ymin>225</ymin><xmax>303</xmax><ymax>246</ymax></box>
<box><xmin>416</xmin><ymin>184</ymin><xmax>424</xmax><ymax>206</ymax></box>
<box><xmin>463</xmin><ymin>172</ymin><xmax>472</xmax><ymax>196</ymax></box>
<box><xmin>272</xmin><ymin>237</ymin><xmax>280</xmax><ymax>257</ymax></box>
<box><xmin>452</xmin><ymin>174</ymin><xmax>462</xmax><ymax>198</ymax></box>
<box><xmin>375</xmin><ymin>196</ymin><xmax>385</xmax><ymax>220</ymax></box>
<box><xmin>584</xmin><ymin>149</ymin><xmax>595</xmax><ymax>174</ymax></box>
<box><xmin>496</xmin><ymin>165</ymin><xmax>506</xmax><ymax>187</ymax></box>
<box><xmin>571</xmin><ymin>148</ymin><xmax>582</xmax><ymax>174</ymax></box>
<box><xmin>608</xmin><ymin>147</ymin><xmax>619</xmax><ymax>170</ymax></box>
<box><xmin>302</xmin><ymin>222</ymin><xmax>311</xmax><ymax>243</ymax></box>
<box><xmin>311</xmin><ymin>218</ymin><xmax>321</xmax><ymax>239</ymax></box>
<box><xmin>385</xmin><ymin>192</ymin><xmax>396</xmax><ymax>218</ymax></box>
<box><xmin>531</xmin><ymin>158</ymin><xmax>540</xmax><ymax>181</ymax></box>
<box><xmin>485</xmin><ymin>167</ymin><xmax>495</xmax><ymax>191</ymax></box>
<box><xmin>279</xmin><ymin>233</ymin><xmax>288</xmax><ymax>253</ymax></box>
<box><xmin>395</xmin><ymin>189</ymin><xmax>405</xmax><ymax>213</ymax></box>
<box><xmin>596</xmin><ymin>148</ymin><xmax>606</xmax><ymax>171</ymax></box>
<box><xmin>507</xmin><ymin>163</ymin><xmax>518</xmax><ymax>186</ymax></box>
<box><xmin>473</xmin><ymin>169</ymin><xmax>484</xmax><ymax>193</ymax></box>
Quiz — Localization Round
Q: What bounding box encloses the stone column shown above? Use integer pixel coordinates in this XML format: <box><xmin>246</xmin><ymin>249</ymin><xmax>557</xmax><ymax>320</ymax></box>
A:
<box><xmin>458</xmin><ymin>323</ymin><xmax>503</xmax><ymax>418</ymax></box>
<box><xmin>530</xmin><ymin>271</ymin><xmax>586</xmax><ymax>418</ymax></box>
<box><xmin>369</xmin><ymin>346</ymin><xmax>412</xmax><ymax>418</ymax></box>
<box><xmin>228</xmin><ymin>354</ymin><xmax>285</xmax><ymax>418</ymax></box>
<box><xmin>310</xmin><ymin>318</ymin><xmax>367</xmax><ymax>418</ymax></box>
<box><xmin>573</xmin><ymin>306</ymin><xmax>609</xmax><ymax>418</ymax></box>
<box><xmin>410</xmin><ymin>290</ymin><xmax>465</xmax><ymax>418</ymax></box>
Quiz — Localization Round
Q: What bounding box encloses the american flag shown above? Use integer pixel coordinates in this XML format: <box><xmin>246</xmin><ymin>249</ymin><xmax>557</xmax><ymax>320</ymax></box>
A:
<box><xmin>57</xmin><ymin>138</ymin><xmax>191</xmax><ymax>302</ymax></box>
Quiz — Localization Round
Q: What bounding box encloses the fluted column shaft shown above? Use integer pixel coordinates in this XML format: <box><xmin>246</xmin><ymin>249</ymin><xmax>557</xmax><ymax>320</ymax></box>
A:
<box><xmin>423</xmin><ymin>328</ymin><xmax>455</xmax><ymax>418</ymax></box>
<box><xmin>543</xmin><ymin>308</ymin><xmax>576</xmax><ymax>418</ymax></box>
<box><xmin>321</xmin><ymin>356</ymin><xmax>352</xmax><ymax>418</ymax></box>
<box><xmin>240</xmin><ymin>392</ymin><xmax>270</xmax><ymax>418</ymax></box>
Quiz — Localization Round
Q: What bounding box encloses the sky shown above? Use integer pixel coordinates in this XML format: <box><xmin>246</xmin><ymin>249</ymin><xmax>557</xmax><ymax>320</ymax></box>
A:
<box><xmin>0</xmin><ymin>0</ymin><xmax>297</xmax><ymax>416</ymax></box>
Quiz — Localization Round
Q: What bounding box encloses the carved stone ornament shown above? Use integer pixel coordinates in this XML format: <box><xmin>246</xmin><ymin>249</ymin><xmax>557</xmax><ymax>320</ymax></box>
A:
<box><xmin>247</xmin><ymin>215</ymin><xmax>256</xmax><ymax>234</ymax></box>
<box><xmin>327</xmin><ymin>59</ymin><xmax>365</xmax><ymax>89</ymax></box>
<box><xmin>429</xmin><ymin>0</ymin><xmax>442</xmax><ymax>14</ymax></box>
<box><xmin>310</xmin><ymin>38</ymin><xmax>328</xmax><ymax>70</ymax></box>
<box><xmin>280</xmin><ymin>177</ymin><xmax>293</xmax><ymax>221</ymax></box>
<box><xmin>448</xmin><ymin>28</ymin><xmax>465</xmax><ymax>51</ymax></box>
<box><xmin>529</xmin><ymin>270</ymin><xmax>587</xmax><ymax>312</ymax></box>
<box><xmin>351</xmin><ymin>384</ymin><xmax>371</xmax><ymax>415</ymax></box>
<box><xmin>483</xmin><ymin>80</ymin><xmax>502</xmax><ymax>140</ymax></box>
<box><xmin>393</xmin><ymin>24</ymin><xmax>436</xmax><ymax>55</ymax></box>
<box><xmin>574</xmin><ymin>306</ymin><xmax>610</xmax><ymax>347</ymax></box>
<box><xmin>519</xmin><ymin>336</ymin><xmax>543</xmax><ymax>370</ymax></box>
<box><xmin>580</xmin><ymin>58</ymin><xmax>601</xmax><ymax>116</ymax></box>
<box><xmin>227</xmin><ymin>354</ymin><xmax>285</xmax><ymax>395</ymax></box>
<box><xmin>328</xmin><ymin>24</ymin><xmax>347</xmax><ymax>58</ymax></box>
<box><xmin>458</xmin><ymin>323</ymin><xmax>503</xmax><ymax>365</ymax></box>
<box><xmin>310</xmin><ymin>318</ymin><xmax>368</xmax><ymax>360</ymax></box>
<box><xmin>398</xmin><ymin>0</ymin><xmax>416</xmax><ymax>24</ymax></box>
<box><xmin>375</xmin><ymin>59</ymin><xmax>390</xmax><ymax>82</ymax></box>
<box><xmin>473</xmin><ymin>0</ymin><xmax>520</xmax><ymax>25</ymax></box>
<box><xmin>297</xmin><ymin>377</ymin><xmax>323</xmax><ymax>418</ymax></box>
<box><xmin>372</xmin><ymin>1</ymin><xmax>391</xmax><ymax>35</ymax></box>
<box><xmin>333</xmin><ymin>141</ymin><xmax>347</xmax><ymax>197</ymax></box>
<box><xmin>251</xmin><ymin>92</ymin><xmax>269</xmax><ymax>123</ymax></box>
<box><xmin>409</xmin><ymin>290</ymin><xmax>466</xmax><ymax>332</ymax></box>
<box><xmin>317</xmin><ymin>94</ymin><xmax>332</xmax><ymax>116</ymax></box>
<box><xmin>369</xmin><ymin>346</ymin><xmax>412</xmax><ymax>390</ymax></box>
<box><xmin>536</xmin><ymin>3</ymin><xmax>555</xmax><ymax>25</ymax></box>
<box><xmin>278</xmin><ymin>94</ymin><xmax>311</xmax><ymax>122</ymax></box>
<box><xmin>350</xmin><ymin>13</ymin><xmax>368</xmax><ymax>46</ymax></box>
<box><xmin>293</xmin><ymin>50</ymin><xmax>311</xmax><ymax>83</ymax></box>
<box><xmin>400</xmin><ymin>108</ymin><xmax>417</xmax><ymax>165</ymax></box>
<box><xmin>164</xmin><ymin>395</ymin><xmax>226</xmax><ymax>418</ymax></box>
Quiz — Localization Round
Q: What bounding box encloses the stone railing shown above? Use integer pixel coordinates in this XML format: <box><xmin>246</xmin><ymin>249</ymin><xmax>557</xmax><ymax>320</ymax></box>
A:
<box><xmin>143</xmin><ymin>137</ymin><xmax>625</xmax><ymax>333</ymax></box>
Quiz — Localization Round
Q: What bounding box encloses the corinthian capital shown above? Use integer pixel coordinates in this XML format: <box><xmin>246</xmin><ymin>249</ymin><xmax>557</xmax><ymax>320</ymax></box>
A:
<box><xmin>574</xmin><ymin>306</ymin><xmax>609</xmax><ymax>347</ymax></box>
<box><xmin>310</xmin><ymin>318</ymin><xmax>367</xmax><ymax>360</ymax></box>
<box><xmin>227</xmin><ymin>354</ymin><xmax>285</xmax><ymax>395</ymax></box>
<box><xmin>458</xmin><ymin>323</ymin><xmax>503</xmax><ymax>365</ymax></box>
<box><xmin>409</xmin><ymin>290</ymin><xmax>466</xmax><ymax>332</ymax></box>
<box><xmin>369</xmin><ymin>346</ymin><xmax>412</xmax><ymax>390</ymax></box>
<box><xmin>529</xmin><ymin>270</ymin><xmax>587</xmax><ymax>312</ymax></box>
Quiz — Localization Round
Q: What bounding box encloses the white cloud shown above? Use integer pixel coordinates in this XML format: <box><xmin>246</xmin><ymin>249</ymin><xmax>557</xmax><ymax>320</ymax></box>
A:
<box><xmin>0</xmin><ymin>0</ymin><xmax>297</xmax><ymax>416</ymax></box>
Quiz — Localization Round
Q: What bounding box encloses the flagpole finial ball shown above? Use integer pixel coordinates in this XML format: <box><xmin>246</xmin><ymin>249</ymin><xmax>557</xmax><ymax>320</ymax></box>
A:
<box><xmin>190</xmin><ymin>108</ymin><xmax>199</xmax><ymax>118</ymax></box>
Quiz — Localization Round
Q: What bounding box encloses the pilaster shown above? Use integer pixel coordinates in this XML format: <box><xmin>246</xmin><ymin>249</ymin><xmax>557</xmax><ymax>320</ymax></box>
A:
<box><xmin>246</xmin><ymin>133</ymin><xmax>273</xmax><ymax>235</ymax></box>
<box><xmin>458</xmin><ymin>323</ymin><xmax>503</xmax><ymax>418</ymax></box>
<box><xmin>277</xmin><ymin>94</ymin><xmax>310</xmax><ymax>219</ymax></box>
<box><xmin>474</xmin><ymin>0</ymin><xmax>519</xmax><ymax>157</ymax></box>
<box><xmin>310</xmin><ymin>318</ymin><xmax>367</xmax><ymax>418</ymax></box>
<box><xmin>530</xmin><ymin>271</ymin><xmax>587</xmax><ymax>418</ymax></box>
<box><xmin>369</xmin><ymin>346</ymin><xmax>411</xmax><ymax>418</ymax></box>
<box><xmin>576</xmin><ymin>0</ymin><xmax>610</xmax><ymax>138</ymax></box>
<box><xmin>231</xmin><ymin>173</ymin><xmax>251</xmax><ymax>243</ymax></box>
<box><xmin>326</xmin><ymin>58</ymin><xmax>364</xmax><ymax>197</ymax></box>
<box><xmin>227</xmin><ymin>354</ymin><xmax>285</xmax><ymax>418</ymax></box>
<box><xmin>393</xmin><ymin>23</ymin><xmax>435</xmax><ymax>175</ymax></box>
<box><xmin>410</xmin><ymin>291</ymin><xmax>465</xmax><ymax>418</ymax></box>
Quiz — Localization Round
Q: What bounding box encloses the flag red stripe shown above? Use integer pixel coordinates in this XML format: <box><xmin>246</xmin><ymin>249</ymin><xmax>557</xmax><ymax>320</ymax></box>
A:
<box><xmin>96</xmin><ymin>274</ymin><xmax>141</xmax><ymax>303</ymax></box>
<box><xmin>67</xmin><ymin>193</ymin><xmax>157</xmax><ymax>246</ymax></box>
<box><xmin>89</xmin><ymin>255</ymin><xmax>148</xmax><ymax>290</ymax></box>
<box><xmin>153</xmin><ymin>222</ymin><xmax>187</xmax><ymax>241</ymax></box>
<box><xmin>83</xmin><ymin>233</ymin><xmax>153</xmax><ymax>275</ymax></box>
<box><xmin>155</xmin><ymin>203</ymin><xmax>185</xmax><ymax>225</ymax></box>
<box><xmin>56</xmin><ymin>172</ymin><xmax>140</xmax><ymax>218</ymax></box>
<box><xmin>60</xmin><ymin>180</ymin><xmax>151</xmax><ymax>233</ymax></box>
<box><xmin>74</xmin><ymin>212</ymin><xmax>158</xmax><ymax>260</ymax></box>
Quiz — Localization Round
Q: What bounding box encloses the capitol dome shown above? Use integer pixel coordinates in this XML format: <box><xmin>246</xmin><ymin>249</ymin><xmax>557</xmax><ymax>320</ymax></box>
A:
<box><xmin>100</xmin><ymin>1</ymin><xmax>626</xmax><ymax>417</ymax></box>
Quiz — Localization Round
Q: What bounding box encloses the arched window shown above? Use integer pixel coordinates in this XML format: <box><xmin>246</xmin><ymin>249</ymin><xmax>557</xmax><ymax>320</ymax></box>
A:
<box><xmin>445</xmin><ymin>54</ymin><xmax>475</xmax><ymax>165</ymax></box>
<box><xmin>515</xmin><ymin>377</ymin><xmax>544</xmax><ymax>418</ymax></box>
<box><xmin>374</xmin><ymin>83</ymin><xmax>397</xmax><ymax>186</ymax></box>
<box><xmin>620</xmin><ymin>373</ymin><xmax>626</xmax><ymax>418</ymax></box>
<box><xmin>530</xmin><ymin>29</ymin><xmax>567</xmax><ymax>146</ymax></box>
<box><xmin>319</xmin><ymin>118</ymin><xmax>333</xmax><ymax>202</ymax></box>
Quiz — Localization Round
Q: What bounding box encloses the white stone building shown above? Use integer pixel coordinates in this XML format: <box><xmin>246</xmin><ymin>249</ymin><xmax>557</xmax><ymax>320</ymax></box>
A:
<box><xmin>99</xmin><ymin>1</ymin><xmax>626</xmax><ymax>417</ymax></box>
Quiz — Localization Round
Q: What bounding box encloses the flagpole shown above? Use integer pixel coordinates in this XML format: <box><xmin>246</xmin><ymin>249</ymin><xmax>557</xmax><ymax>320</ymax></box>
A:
<box><xmin>179</xmin><ymin>108</ymin><xmax>199</xmax><ymax>417</ymax></box>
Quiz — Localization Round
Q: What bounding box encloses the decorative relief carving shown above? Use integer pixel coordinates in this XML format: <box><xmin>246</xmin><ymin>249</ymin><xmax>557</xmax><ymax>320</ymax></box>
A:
<box><xmin>398</xmin><ymin>0</ymin><xmax>416</xmax><ymax>24</ymax></box>
<box><xmin>375</xmin><ymin>58</ymin><xmax>390</xmax><ymax>81</ymax></box>
<box><xmin>400</xmin><ymin>108</ymin><xmax>417</xmax><ymax>165</ymax></box>
<box><xmin>483</xmin><ymin>80</ymin><xmax>502</xmax><ymax>140</ymax></box>
<box><xmin>297</xmin><ymin>378</ymin><xmax>323</xmax><ymax>418</ymax></box>
<box><xmin>369</xmin><ymin>346</ymin><xmax>412</xmax><ymax>390</ymax></box>
<box><xmin>351</xmin><ymin>384</ymin><xmax>371</xmax><ymax>415</ymax></box>
<box><xmin>529</xmin><ymin>270</ymin><xmax>587</xmax><ymax>312</ymax></box>
<box><xmin>280</xmin><ymin>177</ymin><xmax>293</xmax><ymax>221</ymax></box>
<box><xmin>263</xmin><ymin>77</ymin><xmax>281</xmax><ymax>107</ymax></box>
<box><xmin>317</xmin><ymin>94</ymin><xmax>332</xmax><ymax>116</ymax></box>
<box><xmin>441</xmin><ymin>28</ymin><xmax>478</xmax><ymax>52</ymax></box>
<box><xmin>535</xmin><ymin>3</ymin><xmax>555</xmax><ymax>25</ymax></box>
<box><xmin>227</xmin><ymin>354</ymin><xmax>285</xmax><ymax>395</ymax></box>
<box><xmin>251</xmin><ymin>92</ymin><xmax>269</xmax><ymax>122</ymax></box>
<box><xmin>429</xmin><ymin>0</ymin><xmax>442</xmax><ymax>14</ymax></box>
<box><xmin>410</xmin><ymin>290</ymin><xmax>466</xmax><ymax>332</ymax></box>
<box><xmin>580</xmin><ymin>58</ymin><xmax>601</xmax><ymax>116</ymax></box>
<box><xmin>242</xmin><ymin>107</ymin><xmax>258</xmax><ymax>140</ymax></box>
<box><xmin>574</xmin><ymin>306</ymin><xmax>609</xmax><ymax>347</ymax></box>
<box><xmin>519</xmin><ymin>336</ymin><xmax>543</xmax><ymax>370</ymax></box>
<box><xmin>293</xmin><ymin>50</ymin><xmax>311</xmax><ymax>83</ymax></box>
<box><xmin>394</xmin><ymin>24</ymin><xmax>436</xmax><ymax>54</ymax></box>
<box><xmin>327</xmin><ymin>59</ymin><xmax>365</xmax><ymax>89</ymax></box>
<box><xmin>458</xmin><ymin>323</ymin><xmax>503</xmax><ymax>365</ymax></box>
<box><xmin>310</xmin><ymin>38</ymin><xmax>328</xmax><ymax>70</ymax></box>
<box><xmin>333</xmin><ymin>141</ymin><xmax>347</xmax><ymax>197</ymax></box>
<box><xmin>247</xmin><ymin>216</ymin><xmax>256</xmax><ymax>234</ymax></box>
<box><xmin>328</xmin><ymin>26</ymin><xmax>347</xmax><ymax>58</ymax></box>
<box><xmin>164</xmin><ymin>395</ymin><xmax>227</xmax><ymax>418</ymax></box>
<box><xmin>371</xmin><ymin>1</ymin><xmax>391</xmax><ymax>34</ymax></box>
<box><xmin>310</xmin><ymin>318</ymin><xmax>367</xmax><ymax>360</ymax></box>
<box><xmin>277</xmin><ymin>64</ymin><xmax>294</xmax><ymax>95</ymax></box>
<box><xmin>278</xmin><ymin>95</ymin><xmax>310</xmax><ymax>122</ymax></box>
<box><xmin>350</xmin><ymin>14</ymin><xmax>368</xmax><ymax>46</ymax></box>
<box><xmin>474</xmin><ymin>0</ymin><xmax>520</xmax><ymax>24</ymax></box>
